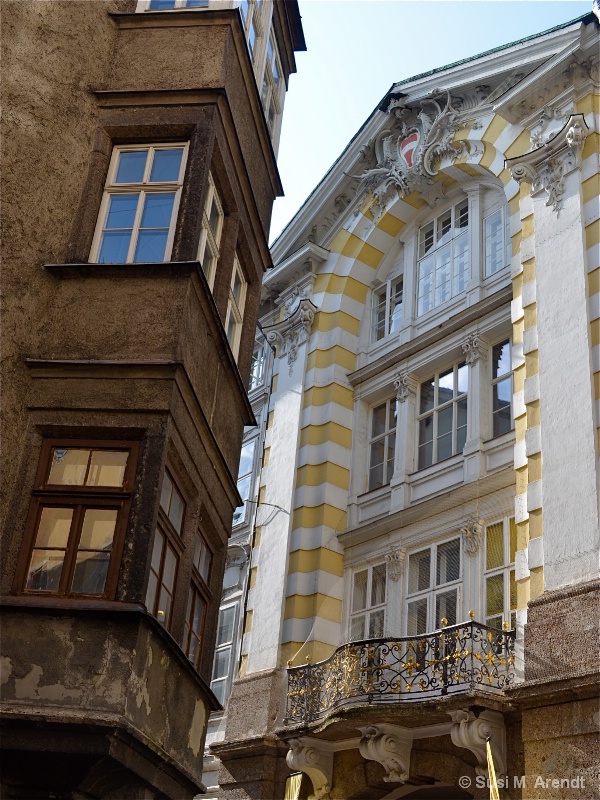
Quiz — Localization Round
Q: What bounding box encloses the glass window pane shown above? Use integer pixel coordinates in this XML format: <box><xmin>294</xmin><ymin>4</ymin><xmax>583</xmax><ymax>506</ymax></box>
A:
<box><xmin>87</xmin><ymin>450</ymin><xmax>128</xmax><ymax>487</ymax></box>
<box><xmin>434</xmin><ymin>245</ymin><xmax>452</xmax><ymax>306</ymax></box>
<box><xmin>456</xmin><ymin>421</ymin><xmax>467</xmax><ymax>454</ymax></box>
<box><xmin>437</xmin><ymin>210</ymin><xmax>452</xmax><ymax>245</ymax></box>
<box><xmin>98</xmin><ymin>231</ymin><xmax>132</xmax><ymax>264</ymax></box>
<box><xmin>238</xmin><ymin>440</ymin><xmax>255</xmax><ymax>477</ymax></box>
<box><xmin>371</xmin><ymin>403</ymin><xmax>387</xmax><ymax>438</ymax></box>
<box><xmin>352</xmin><ymin>570</ymin><xmax>368</xmax><ymax>612</ymax></box>
<box><xmin>509</xmin><ymin>518</ymin><xmax>517</xmax><ymax>563</ymax></box>
<box><xmin>418</xmin><ymin>440</ymin><xmax>433</xmax><ymax>470</ymax></box>
<box><xmin>457</xmin><ymin>362</ymin><xmax>468</xmax><ymax>395</ymax></box>
<box><xmin>453</xmin><ymin>233</ymin><xmax>469</xmax><ymax>294</ymax></box>
<box><xmin>420</xmin><ymin>379</ymin><xmax>435</xmax><ymax>414</ymax></box>
<box><xmin>211</xmin><ymin>679</ymin><xmax>226</xmax><ymax>705</ymax></box>
<box><xmin>408</xmin><ymin>550</ymin><xmax>430</xmax><ymax>594</ymax></box>
<box><xmin>192</xmin><ymin>593</ymin><xmax>206</xmax><ymax>634</ymax></box>
<box><xmin>139</xmin><ymin>193</ymin><xmax>175</xmax><ymax>228</ymax></box>
<box><xmin>168</xmin><ymin>488</ymin><xmax>185</xmax><ymax>533</ymax></box>
<box><xmin>492</xmin><ymin>341</ymin><xmax>511</xmax><ymax>378</ymax></box>
<box><xmin>217</xmin><ymin>606</ymin><xmax>236</xmax><ymax>646</ymax></box>
<box><xmin>212</xmin><ymin>647</ymin><xmax>231</xmax><ymax>680</ymax></box>
<box><xmin>371</xmin><ymin>564</ymin><xmax>386</xmax><ymax>607</ymax></box>
<box><xmin>146</xmin><ymin>570</ymin><xmax>158</xmax><ymax>613</ymax></box>
<box><xmin>510</xmin><ymin>569</ymin><xmax>517</xmax><ymax>611</ymax></box>
<box><xmin>368</xmin><ymin>463</ymin><xmax>384</xmax><ymax>492</ymax></box>
<box><xmin>456</xmin><ymin>199</ymin><xmax>469</xmax><ymax>229</ymax></box>
<box><xmin>134</xmin><ymin>230</ymin><xmax>169</xmax><ymax>263</ymax></box>
<box><xmin>369</xmin><ymin>609</ymin><xmax>384</xmax><ymax>638</ymax></box>
<box><xmin>418</xmin><ymin>416</ymin><xmax>433</xmax><ymax>448</ymax></box>
<box><xmin>151</xmin><ymin>530</ymin><xmax>164</xmax><ymax>572</ymax></box>
<box><xmin>438</xmin><ymin>405</ymin><xmax>453</xmax><ymax>437</ymax></box>
<box><xmin>436</xmin><ymin>539</ymin><xmax>460</xmax><ymax>585</ymax></box>
<box><xmin>105</xmin><ymin>194</ymin><xmax>139</xmax><ymax>228</ymax></box>
<box><xmin>71</xmin><ymin>552</ymin><xmax>110</xmax><ymax>594</ymax></box>
<box><xmin>486</xmin><ymin>573</ymin><xmax>504</xmax><ymax>617</ymax></box>
<box><xmin>187</xmin><ymin>634</ymin><xmax>199</xmax><ymax>667</ymax></box>
<box><xmin>485</xmin><ymin>209</ymin><xmax>504</xmax><ymax>275</ymax></box>
<box><xmin>79</xmin><ymin>509</ymin><xmax>117</xmax><ymax>551</ymax></box>
<box><xmin>34</xmin><ymin>507</ymin><xmax>73</xmax><ymax>548</ymax></box>
<box><xmin>486</xmin><ymin>523</ymin><xmax>504</xmax><ymax>570</ymax></box>
<box><xmin>369</xmin><ymin>440</ymin><xmax>385</xmax><ymax>470</ymax></box>
<box><xmin>386</xmin><ymin>432</ymin><xmax>395</xmax><ymax>481</ymax></box>
<box><xmin>115</xmin><ymin>150</ymin><xmax>147</xmax><ymax>183</ymax></box>
<box><xmin>150</xmin><ymin>0</ymin><xmax>176</xmax><ymax>9</ymax></box>
<box><xmin>48</xmin><ymin>449</ymin><xmax>89</xmax><ymax>485</ymax></box>
<box><xmin>26</xmin><ymin>550</ymin><xmax>65</xmax><ymax>592</ymax></box>
<box><xmin>160</xmin><ymin>473</ymin><xmax>172</xmax><ymax>513</ymax></box>
<box><xmin>163</xmin><ymin>545</ymin><xmax>178</xmax><ymax>593</ymax></box>
<box><xmin>417</xmin><ymin>255</ymin><xmax>434</xmax><ymax>315</ymax></box>
<box><xmin>407</xmin><ymin>598</ymin><xmax>428</xmax><ymax>636</ymax></box>
<box><xmin>149</xmin><ymin>149</ymin><xmax>183</xmax><ymax>182</ymax></box>
<box><xmin>436</xmin><ymin>589</ymin><xmax>457</xmax><ymax>626</ymax></box>
<box><xmin>157</xmin><ymin>586</ymin><xmax>172</xmax><ymax>624</ymax></box>
<box><xmin>438</xmin><ymin>368</ymin><xmax>453</xmax><ymax>404</ymax></box>
<box><xmin>419</xmin><ymin>221</ymin><xmax>435</xmax><ymax>257</ymax></box>
<box><xmin>437</xmin><ymin>431</ymin><xmax>453</xmax><ymax>462</ymax></box>
<box><xmin>350</xmin><ymin>614</ymin><xmax>365</xmax><ymax>641</ymax></box>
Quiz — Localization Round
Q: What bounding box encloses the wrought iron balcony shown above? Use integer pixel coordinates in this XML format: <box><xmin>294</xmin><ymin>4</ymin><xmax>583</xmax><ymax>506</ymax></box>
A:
<box><xmin>285</xmin><ymin>620</ymin><xmax>515</xmax><ymax>725</ymax></box>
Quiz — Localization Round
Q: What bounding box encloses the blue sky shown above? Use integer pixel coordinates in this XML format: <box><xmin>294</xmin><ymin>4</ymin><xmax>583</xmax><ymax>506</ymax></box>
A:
<box><xmin>270</xmin><ymin>0</ymin><xmax>593</xmax><ymax>242</ymax></box>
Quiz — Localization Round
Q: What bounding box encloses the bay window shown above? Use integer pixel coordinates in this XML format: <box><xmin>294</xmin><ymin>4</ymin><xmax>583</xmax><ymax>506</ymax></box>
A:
<box><xmin>406</xmin><ymin>537</ymin><xmax>461</xmax><ymax>635</ymax></box>
<box><xmin>417</xmin><ymin>199</ymin><xmax>469</xmax><ymax>316</ymax></box>
<box><xmin>417</xmin><ymin>362</ymin><xmax>468</xmax><ymax>469</ymax></box>
<box><xmin>91</xmin><ymin>144</ymin><xmax>187</xmax><ymax>264</ymax></box>
<box><xmin>350</xmin><ymin>563</ymin><xmax>386</xmax><ymax>640</ymax></box>
<box><xmin>18</xmin><ymin>441</ymin><xmax>137</xmax><ymax>599</ymax></box>
<box><xmin>368</xmin><ymin>398</ymin><xmax>397</xmax><ymax>491</ymax></box>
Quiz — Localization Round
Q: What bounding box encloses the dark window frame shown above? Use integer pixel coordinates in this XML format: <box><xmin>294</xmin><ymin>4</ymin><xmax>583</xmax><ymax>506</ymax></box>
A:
<box><xmin>183</xmin><ymin>530</ymin><xmax>213</xmax><ymax>671</ymax></box>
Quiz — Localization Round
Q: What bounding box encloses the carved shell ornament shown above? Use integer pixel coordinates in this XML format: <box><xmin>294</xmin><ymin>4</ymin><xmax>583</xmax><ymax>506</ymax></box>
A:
<box><xmin>351</xmin><ymin>90</ymin><xmax>476</xmax><ymax>220</ymax></box>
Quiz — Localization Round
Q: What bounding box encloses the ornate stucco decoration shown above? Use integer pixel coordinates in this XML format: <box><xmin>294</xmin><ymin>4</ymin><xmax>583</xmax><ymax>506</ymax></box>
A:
<box><xmin>506</xmin><ymin>114</ymin><xmax>588</xmax><ymax>214</ymax></box>
<box><xmin>385</xmin><ymin>548</ymin><xmax>406</xmax><ymax>582</ymax></box>
<box><xmin>462</xmin><ymin>333</ymin><xmax>482</xmax><ymax>365</ymax></box>
<box><xmin>460</xmin><ymin>520</ymin><xmax>484</xmax><ymax>556</ymax></box>
<box><xmin>393</xmin><ymin>371</ymin><xmax>416</xmax><ymax>403</ymax></box>
<box><xmin>351</xmin><ymin>90</ymin><xmax>480</xmax><ymax>220</ymax></box>
<box><xmin>264</xmin><ymin>297</ymin><xmax>317</xmax><ymax>376</ymax></box>
<box><xmin>286</xmin><ymin>740</ymin><xmax>333</xmax><ymax>800</ymax></box>
<box><xmin>449</xmin><ymin>709</ymin><xmax>506</xmax><ymax>777</ymax></box>
<box><xmin>358</xmin><ymin>724</ymin><xmax>413</xmax><ymax>783</ymax></box>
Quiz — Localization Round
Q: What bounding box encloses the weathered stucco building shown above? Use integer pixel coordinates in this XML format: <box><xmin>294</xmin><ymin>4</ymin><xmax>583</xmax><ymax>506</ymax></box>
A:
<box><xmin>205</xmin><ymin>11</ymin><xmax>600</xmax><ymax>800</ymax></box>
<box><xmin>0</xmin><ymin>1</ymin><xmax>304</xmax><ymax>797</ymax></box>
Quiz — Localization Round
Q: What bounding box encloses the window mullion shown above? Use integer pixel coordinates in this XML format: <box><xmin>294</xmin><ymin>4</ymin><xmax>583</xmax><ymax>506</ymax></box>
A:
<box><xmin>128</xmin><ymin>191</ymin><xmax>146</xmax><ymax>263</ymax></box>
<box><xmin>59</xmin><ymin>504</ymin><xmax>85</xmax><ymax>594</ymax></box>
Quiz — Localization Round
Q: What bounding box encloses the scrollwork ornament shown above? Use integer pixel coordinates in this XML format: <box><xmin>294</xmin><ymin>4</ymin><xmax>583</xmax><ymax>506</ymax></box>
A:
<box><xmin>460</xmin><ymin>520</ymin><xmax>483</xmax><ymax>556</ymax></box>
<box><xmin>449</xmin><ymin>710</ymin><xmax>506</xmax><ymax>777</ymax></box>
<box><xmin>286</xmin><ymin>740</ymin><xmax>332</xmax><ymax>800</ymax></box>
<box><xmin>358</xmin><ymin>725</ymin><xmax>412</xmax><ymax>783</ymax></box>
<box><xmin>393</xmin><ymin>372</ymin><xmax>413</xmax><ymax>403</ymax></box>
<box><xmin>462</xmin><ymin>333</ymin><xmax>481</xmax><ymax>365</ymax></box>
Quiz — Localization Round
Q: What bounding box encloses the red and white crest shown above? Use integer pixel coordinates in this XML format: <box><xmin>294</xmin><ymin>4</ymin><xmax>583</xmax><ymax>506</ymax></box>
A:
<box><xmin>400</xmin><ymin>132</ymin><xmax>419</xmax><ymax>168</ymax></box>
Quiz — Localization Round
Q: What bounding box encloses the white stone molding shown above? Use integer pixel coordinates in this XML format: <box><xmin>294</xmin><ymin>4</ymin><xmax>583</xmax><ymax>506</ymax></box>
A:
<box><xmin>462</xmin><ymin>333</ymin><xmax>482</xmax><ymax>365</ymax></box>
<box><xmin>264</xmin><ymin>298</ymin><xmax>317</xmax><ymax>376</ymax></box>
<box><xmin>350</xmin><ymin>90</ymin><xmax>479</xmax><ymax>220</ymax></box>
<box><xmin>460</xmin><ymin>520</ymin><xmax>484</xmax><ymax>556</ymax></box>
<box><xmin>393</xmin><ymin>372</ymin><xmax>417</xmax><ymax>403</ymax></box>
<box><xmin>358</xmin><ymin>725</ymin><xmax>413</xmax><ymax>783</ymax></box>
<box><xmin>506</xmin><ymin>114</ymin><xmax>589</xmax><ymax>214</ymax></box>
<box><xmin>286</xmin><ymin>739</ymin><xmax>333</xmax><ymax>800</ymax></box>
<box><xmin>449</xmin><ymin>709</ymin><xmax>506</xmax><ymax>777</ymax></box>
<box><xmin>385</xmin><ymin>548</ymin><xmax>406</xmax><ymax>582</ymax></box>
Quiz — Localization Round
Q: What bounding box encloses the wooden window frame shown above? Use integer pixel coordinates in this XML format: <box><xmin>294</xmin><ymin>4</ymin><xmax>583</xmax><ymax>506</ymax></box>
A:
<box><xmin>225</xmin><ymin>254</ymin><xmax>247</xmax><ymax>359</ymax></box>
<box><xmin>198</xmin><ymin>172</ymin><xmax>225</xmax><ymax>290</ymax></box>
<box><xmin>183</xmin><ymin>530</ymin><xmax>213</xmax><ymax>670</ymax></box>
<box><xmin>14</xmin><ymin>439</ymin><xmax>139</xmax><ymax>600</ymax></box>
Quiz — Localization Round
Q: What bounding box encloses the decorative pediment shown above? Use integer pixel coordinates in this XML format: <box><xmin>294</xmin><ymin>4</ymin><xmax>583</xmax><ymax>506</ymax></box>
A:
<box><xmin>351</xmin><ymin>90</ymin><xmax>482</xmax><ymax>220</ymax></box>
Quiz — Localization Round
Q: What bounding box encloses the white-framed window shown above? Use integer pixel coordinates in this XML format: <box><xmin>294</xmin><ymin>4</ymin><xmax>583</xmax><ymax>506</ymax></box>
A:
<box><xmin>417</xmin><ymin>198</ymin><xmax>469</xmax><ymax>316</ymax></box>
<box><xmin>210</xmin><ymin>604</ymin><xmax>237</xmax><ymax>704</ymax></box>
<box><xmin>368</xmin><ymin>398</ymin><xmax>397</xmax><ymax>491</ymax></box>
<box><xmin>406</xmin><ymin>537</ymin><xmax>461</xmax><ymax>635</ymax></box>
<box><xmin>225</xmin><ymin>256</ymin><xmax>247</xmax><ymax>358</ymax></box>
<box><xmin>350</xmin><ymin>562</ymin><xmax>386</xmax><ymax>640</ymax></box>
<box><xmin>371</xmin><ymin>278</ymin><xmax>403</xmax><ymax>343</ymax></box>
<box><xmin>484</xmin><ymin>517</ymin><xmax>517</xmax><ymax>630</ymax></box>
<box><xmin>484</xmin><ymin>206</ymin><xmax>511</xmax><ymax>277</ymax></box>
<box><xmin>90</xmin><ymin>144</ymin><xmax>188</xmax><ymax>264</ymax></box>
<box><xmin>232</xmin><ymin>436</ymin><xmax>256</xmax><ymax>526</ymax></box>
<box><xmin>248</xmin><ymin>340</ymin><xmax>267</xmax><ymax>392</ymax></box>
<box><xmin>491</xmin><ymin>339</ymin><xmax>513</xmax><ymax>438</ymax></box>
<box><xmin>260</xmin><ymin>32</ymin><xmax>283</xmax><ymax>134</ymax></box>
<box><xmin>198</xmin><ymin>173</ymin><xmax>224</xmax><ymax>289</ymax></box>
<box><xmin>239</xmin><ymin>0</ymin><xmax>265</xmax><ymax>62</ymax></box>
<box><xmin>417</xmin><ymin>361</ymin><xmax>468</xmax><ymax>470</ymax></box>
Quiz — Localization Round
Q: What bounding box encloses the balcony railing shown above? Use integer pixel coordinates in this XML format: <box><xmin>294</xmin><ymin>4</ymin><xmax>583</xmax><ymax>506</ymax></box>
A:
<box><xmin>285</xmin><ymin>620</ymin><xmax>515</xmax><ymax>725</ymax></box>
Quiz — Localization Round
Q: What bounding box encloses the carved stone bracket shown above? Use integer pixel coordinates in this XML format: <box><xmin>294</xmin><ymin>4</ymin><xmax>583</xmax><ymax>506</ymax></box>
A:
<box><xmin>385</xmin><ymin>548</ymin><xmax>406</xmax><ymax>582</ymax></box>
<box><xmin>506</xmin><ymin>113</ymin><xmax>589</xmax><ymax>214</ymax></box>
<box><xmin>393</xmin><ymin>372</ymin><xmax>416</xmax><ymax>403</ymax></box>
<box><xmin>460</xmin><ymin>520</ymin><xmax>484</xmax><ymax>556</ymax></box>
<box><xmin>286</xmin><ymin>740</ymin><xmax>333</xmax><ymax>800</ymax></box>
<box><xmin>449</xmin><ymin>709</ymin><xmax>506</xmax><ymax>777</ymax></box>
<box><xmin>358</xmin><ymin>725</ymin><xmax>413</xmax><ymax>783</ymax></box>
<box><xmin>462</xmin><ymin>333</ymin><xmax>482</xmax><ymax>365</ymax></box>
<box><xmin>264</xmin><ymin>298</ymin><xmax>317</xmax><ymax>376</ymax></box>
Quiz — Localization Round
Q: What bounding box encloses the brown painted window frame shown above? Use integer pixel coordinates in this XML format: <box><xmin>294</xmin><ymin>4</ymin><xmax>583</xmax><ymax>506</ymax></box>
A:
<box><xmin>14</xmin><ymin>439</ymin><xmax>139</xmax><ymax>600</ymax></box>
<box><xmin>145</xmin><ymin>467</ymin><xmax>186</xmax><ymax>632</ymax></box>
<box><xmin>183</xmin><ymin>530</ymin><xmax>213</xmax><ymax>670</ymax></box>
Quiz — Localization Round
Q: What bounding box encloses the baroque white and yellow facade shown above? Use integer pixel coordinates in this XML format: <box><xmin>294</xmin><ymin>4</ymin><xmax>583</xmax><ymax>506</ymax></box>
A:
<box><xmin>206</xmin><ymin>13</ymin><xmax>600</xmax><ymax>800</ymax></box>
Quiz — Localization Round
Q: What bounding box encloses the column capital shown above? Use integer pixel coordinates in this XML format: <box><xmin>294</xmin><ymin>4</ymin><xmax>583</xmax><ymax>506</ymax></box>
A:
<box><xmin>393</xmin><ymin>371</ymin><xmax>418</xmax><ymax>403</ymax></box>
<box><xmin>263</xmin><ymin>297</ymin><xmax>317</xmax><ymax>376</ymax></box>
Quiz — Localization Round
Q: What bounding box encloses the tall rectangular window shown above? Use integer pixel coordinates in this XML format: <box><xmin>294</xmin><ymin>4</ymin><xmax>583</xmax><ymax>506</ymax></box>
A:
<box><xmin>406</xmin><ymin>537</ymin><xmax>461</xmax><ymax>635</ymax></box>
<box><xmin>484</xmin><ymin>206</ymin><xmax>511</xmax><ymax>276</ymax></box>
<box><xmin>211</xmin><ymin>604</ymin><xmax>237</xmax><ymax>704</ymax></box>
<box><xmin>248</xmin><ymin>340</ymin><xmax>267</xmax><ymax>392</ymax></box>
<box><xmin>145</xmin><ymin>469</ymin><xmax>186</xmax><ymax>631</ymax></box>
<box><xmin>485</xmin><ymin>517</ymin><xmax>517</xmax><ymax>630</ymax></box>
<box><xmin>225</xmin><ymin>256</ymin><xmax>247</xmax><ymax>359</ymax></box>
<box><xmin>491</xmin><ymin>340</ymin><xmax>513</xmax><ymax>437</ymax></box>
<box><xmin>18</xmin><ymin>442</ymin><xmax>137</xmax><ymax>599</ymax></box>
<box><xmin>371</xmin><ymin>278</ymin><xmax>403</xmax><ymax>343</ymax></box>
<box><xmin>183</xmin><ymin>531</ymin><xmax>213</xmax><ymax>671</ymax></box>
<box><xmin>260</xmin><ymin>33</ymin><xmax>283</xmax><ymax>135</ymax></box>
<box><xmin>198</xmin><ymin>173</ymin><xmax>224</xmax><ymax>289</ymax></box>
<box><xmin>350</xmin><ymin>563</ymin><xmax>386</xmax><ymax>640</ymax></box>
<box><xmin>417</xmin><ymin>362</ymin><xmax>468</xmax><ymax>469</ymax></box>
<box><xmin>232</xmin><ymin>437</ymin><xmax>256</xmax><ymax>527</ymax></box>
<box><xmin>91</xmin><ymin>144</ymin><xmax>187</xmax><ymax>264</ymax></box>
<box><xmin>368</xmin><ymin>398</ymin><xmax>397</xmax><ymax>491</ymax></box>
<box><xmin>417</xmin><ymin>199</ymin><xmax>469</xmax><ymax>316</ymax></box>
